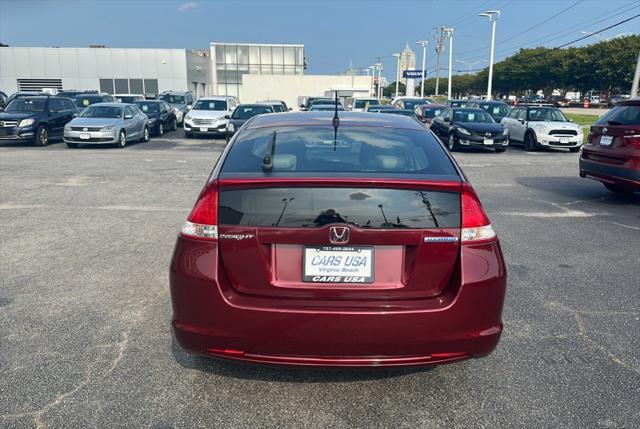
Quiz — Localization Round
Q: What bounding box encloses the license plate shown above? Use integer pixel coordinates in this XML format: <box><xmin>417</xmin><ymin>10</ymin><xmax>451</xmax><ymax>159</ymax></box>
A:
<box><xmin>483</xmin><ymin>139</ymin><xmax>493</xmax><ymax>145</ymax></box>
<box><xmin>79</xmin><ymin>133</ymin><xmax>90</xmax><ymax>140</ymax></box>
<box><xmin>559</xmin><ymin>138</ymin><xmax>568</xmax><ymax>144</ymax></box>
<box><xmin>303</xmin><ymin>246</ymin><xmax>374</xmax><ymax>283</ymax></box>
<box><xmin>199</xmin><ymin>127</ymin><xmax>208</xmax><ymax>132</ymax></box>
<box><xmin>600</xmin><ymin>135</ymin><xmax>613</xmax><ymax>146</ymax></box>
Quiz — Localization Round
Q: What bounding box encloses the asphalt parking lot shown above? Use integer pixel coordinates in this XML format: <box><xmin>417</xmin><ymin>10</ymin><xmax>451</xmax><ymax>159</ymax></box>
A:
<box><xmin>1</xmin><ymin>132</ymin><xmax>638</xmax><ymax>428</ymax></box>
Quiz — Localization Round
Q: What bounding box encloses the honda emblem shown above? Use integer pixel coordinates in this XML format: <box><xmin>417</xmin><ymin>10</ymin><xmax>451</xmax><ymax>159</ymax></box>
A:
<box><xmin>329</xmin><ymin>226</ymin><xmax>350</xmax><ymax>244</ymax></box>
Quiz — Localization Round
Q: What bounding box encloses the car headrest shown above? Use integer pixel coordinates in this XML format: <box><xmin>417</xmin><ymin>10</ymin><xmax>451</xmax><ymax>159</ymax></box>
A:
<box><xmin>374</xmin><ymin>155</ymin><xmax>405</xmax><ymax>170</ymax></box>
<box><xmin>273</xmin><ymin>154</ymin><xmax>297</xmax><ymax>170</ymax></box>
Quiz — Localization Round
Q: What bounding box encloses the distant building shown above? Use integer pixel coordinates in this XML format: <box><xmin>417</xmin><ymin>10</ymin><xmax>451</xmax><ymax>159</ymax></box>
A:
<box><xmin>399</xmin><ymin>42</ymin><xmax>416</xmax><ymax>88</ymax></box>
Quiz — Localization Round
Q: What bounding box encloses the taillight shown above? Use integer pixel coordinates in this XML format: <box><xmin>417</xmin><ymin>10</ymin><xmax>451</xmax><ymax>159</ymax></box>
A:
<box><xmin>461</xmin><ymin>184</ymin><xmax>496</xmax><ymax>243</ymax></box>
<box><xmin>181</xmin><ymin>181</ymin><xmax>218</xmax><ymax>240</ymax></box>
<box><xmin>623</xmin><ymin>134</ymin><xmax>640</xmax><ymax>148</ymax></box>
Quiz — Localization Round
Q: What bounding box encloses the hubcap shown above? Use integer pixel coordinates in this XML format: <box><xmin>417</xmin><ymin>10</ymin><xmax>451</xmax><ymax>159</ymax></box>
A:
<box><xmin>145</xmin><ymin>128</ymin><xmax>149</xmax><ymax>140</ymax></box>
<box><xmin>448</xmin><ymin>135</ymin><xmax>454</xmax><ymax>149</ymax></box>
<box><xmin>40</xmin><ymin>129</ymin><xmax>47</xmax><ymax>145</ymax></box>
<box><xmin>120</xmin><ymin>133</ymin><xmax>126</xmax><ymax>146</ymax></box>
<box><xmin>159</xmin><ymin>124</ymin><xmax>163</xmax><ymax>135</ymax></box>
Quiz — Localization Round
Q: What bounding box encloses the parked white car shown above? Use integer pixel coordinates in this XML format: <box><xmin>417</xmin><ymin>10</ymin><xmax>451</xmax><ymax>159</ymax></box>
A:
<box><xmin>351</xmin><ymin>97</ymin><xmax>381</xmax><ymax>112</ymax></box>
<box><xmin>500</xmin><ymin>106</ymin><xmax>583</xmax><ymax>152</ymax></box>
<box><xmin>183</xmin><ymin>96</ymin><xmax>239</xmax><ymax>138</ymax></box>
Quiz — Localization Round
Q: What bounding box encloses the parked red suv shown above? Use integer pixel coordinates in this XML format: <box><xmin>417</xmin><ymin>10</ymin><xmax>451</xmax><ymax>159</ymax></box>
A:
<box><xmin>170</xmin><ymin>112</ymin><xmax>507</xmax><ymax>368</ymax></box>
<box><xmin>579</xmin><ymin>99</ymin><xmax>640</xmax><ymax>194</ymax></box>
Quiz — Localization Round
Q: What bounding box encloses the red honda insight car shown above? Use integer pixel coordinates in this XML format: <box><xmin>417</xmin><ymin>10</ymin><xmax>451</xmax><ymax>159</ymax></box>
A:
<box><xmin>170</xmin><ymin>111</ymin><xmax>507</xmax><ymax>368</ymax></box>
<box><xmin>580</xmin><ymin>99</ymin><xmax>640</xmax><ymax>194</ymax></box>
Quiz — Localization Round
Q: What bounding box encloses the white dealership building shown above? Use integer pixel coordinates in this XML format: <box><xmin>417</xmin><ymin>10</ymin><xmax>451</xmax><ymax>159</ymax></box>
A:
<box><xmin>0</xmin><ymin>43</ymin><xmax>372</xmax><ymax>109</ymax></box>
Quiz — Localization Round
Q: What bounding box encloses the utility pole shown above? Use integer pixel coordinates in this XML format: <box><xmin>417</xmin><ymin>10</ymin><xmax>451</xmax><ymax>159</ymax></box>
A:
<box><xmin>631</xmin><ymin>51</ymin><xmax>640</xmax><ymax>98</ymax></box>
<box><xmin>375</xmin><ymin>57</ymin><xmax>383</xmax><ymax>99</ymax></box>
<box><xmin>393</xmin><ymin>53</ymin><xmax>401</xmax><ymax>98</ymax></box>
<box><xmin>416</xmin><ymin>41</ymin><xmax>428</xmax><ymax>98</ymax></box>
<box><xmin>434</xmin><ymin>27</ymin><xmax>446</xmax><ymax>96</ymax></box>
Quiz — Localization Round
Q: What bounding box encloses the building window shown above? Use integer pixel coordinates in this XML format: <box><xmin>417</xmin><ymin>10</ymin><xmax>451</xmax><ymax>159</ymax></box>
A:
<box><xmin>143</xmin><ymin>79</ymin><xmax>158</xmax><ymax>94</ymax></box>
<box><xmin>99</xmin><ymin>79</ymin><xmax>114</xmax><ymax>94</ymax></box>
<box><xmin>114</xmin><ymin>79</ymin><xmax>129</xmax><ymax>93</ymax></box>
<box><xmin>17</xmin><ymin>78</ymin><xmax>63</xmax><ymax>92</ymax></box>
<box><xmin>129</xmin><ymin>79</ymin><xmax>143</xmax><ymax>94</ymax></box>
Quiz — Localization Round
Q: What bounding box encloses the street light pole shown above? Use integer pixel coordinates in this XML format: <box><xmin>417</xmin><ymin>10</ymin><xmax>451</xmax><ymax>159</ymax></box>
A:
<box><xmin>444</xmin><ymin>28</ymin><xmax>454</xmax><ymax>99</ymax></box>
<box><xmin>479</xmin><ymin>10</ymin><xmax>500</xmax><ymax>100</ymax></box>
<box><xmin>393</xmin><ymin>53</ymin><xmax>401</xmax><ymax>98</ymax></box>
<box><xmin>631</xmin><ymin>51</ymin><xmax>640</xmax><ymax>98</ymax></box>
<box><xmin>375</xmin><ymin>62</ymin><xmax>383</xmax><ymax>99</ymax></box>
<box><xmin>368</xmin><ymin>65</ymin><xmax>375</xmax><ymax>97</ymax></box>
<box><xmin>456</xmin><ymin>59</ymin><xmax>487</xmax><ymax>73</ymax></box>
<box><xmin>417</xmin><ymin>40</ymin><xmax>428</xmax><ymax>98</ymax></box>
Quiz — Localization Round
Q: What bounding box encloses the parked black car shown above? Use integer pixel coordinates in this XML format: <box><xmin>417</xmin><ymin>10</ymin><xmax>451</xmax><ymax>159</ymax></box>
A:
<box><xmin>365</xmin><ymin>105</ymin><xmax>396</xmax><ymax>112</ymax></box>
<box><xmin>257</xmin><ymin>100</ymin><xmax>290</xmax><ymax>112</ymax></box>
<box><xmin>0</xmin><ymin>90</ymin><xmax>7</xmax><ymax>110</ymax></box>
<box><xmin>74</xmin><ymin>94</ymin><xmax>116</xmax><ymax>111</ymax></box>
<box><xmin>225</xmin><ymin>104</ymin><xmax>275</xmax><ymax>141</ymax></box>
<box><xmin>378</xmin><ymin>109</ymin><xmax>419</xmax><ymax>120</ymax></box>
<box><xmin>465</xmin><ymin>100</ymin><xmax>511</xmax><ymax>123</ymax></box>
<box><xmin>58</xmin><ymin>90</ymin><xmax>99</xmax><ymax>98</ymax></box>
<box><xmin>134</xmin><ymin>100</ymin><xmax>177</xmax><ymax>136</ymax></box>
<box><xmin>430</xmin><ymin>107</ymin><xmax>508</xmax><ymax>153</ymax></box>
<box><xmin>0</xmin><ymin>96</ymin><xmax>78</xmax><ymax>146</ymax></box>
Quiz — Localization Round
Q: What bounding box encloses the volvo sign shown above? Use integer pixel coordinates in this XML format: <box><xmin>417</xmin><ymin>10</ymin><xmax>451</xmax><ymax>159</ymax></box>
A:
<box><xmin>403</xmin><ymin>70</ymin><xmax>425</xmax><ymax>79</ymax></box>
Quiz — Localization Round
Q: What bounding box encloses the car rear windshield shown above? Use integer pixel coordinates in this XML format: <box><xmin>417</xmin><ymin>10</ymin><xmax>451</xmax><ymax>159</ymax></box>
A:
<box><xmin>596</xmin><ymin>105</ymin><xmax>640</xmax><ymax>126</ymax></box>
<box><xmin>159</xmin><ymin>94</ymin><xmax>185</xmax><ymax>104</ymax></box>
<box><xmin>75</xmin><ymin>97</ymin><xmax>102</xmax><ymax>108</ymax></box>
<box><xmin>219</xmin><ymin>187</ymin><xmax>460</xmax><ymax>229</ymax></box>
<box><xmin>5</xmin><ymin>99</ymin><xmax>46</xmax><ymax>112</ymax></box>
<box><xmin>220</xmin><ymin>125</ymin><xmax>459</xmax><ymax>180</ymax></box>
<box><xmin>354</xmin><ymin>99</ymin><xmax>380</xmax><ymax>108</ymax></box>
<box><xmin>193</xmin><ymin>100</ymin><xmax>227</xmax><ymax>111</ymax></box>
<box><xmin>80</xmin><ymin>106</ymin><xmax>122</xmax><ymax>118</ymax></box>
<box><xmin>232</xmin><ymin>105</ymin><xmax>273</xmax><ymax>119</ymax></box>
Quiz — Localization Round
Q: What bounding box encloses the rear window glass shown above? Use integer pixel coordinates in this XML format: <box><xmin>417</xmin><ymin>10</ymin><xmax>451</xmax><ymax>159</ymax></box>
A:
<box><xmin>596</xmin><ymin>105</ymin><xmax>640</xmax><ymax>126</ymax></box>
<box><xmin>219</xmin><ymin>188</ymin><xmax>460</xmax><ymax>229</ymax></box>
<box><xmin>232</xmin><ymin>105</ymin><xmax>274</xmax><ymax>119</ymax></box>
<box><xmin>354</xmin><ymin>99</ymin><xmax>380</xmax><ymax>109</ymax></box>
<box><xmin>422</xmin><ymin>108</ymin><xmax>443</xmax><ymax>118</ymax></box>
<box><xmin>220</xmin><ymin>125</ymin><xmax>459</xmax><ymax>179</ymax></box>
<box><xmin>480</xmin><ymin>103</ymin><xmax>509</xmax><ymax>116</ymax></box>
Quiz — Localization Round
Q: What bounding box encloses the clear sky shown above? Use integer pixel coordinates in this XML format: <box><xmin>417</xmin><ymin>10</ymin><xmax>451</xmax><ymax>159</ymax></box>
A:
<box><xmin>0</xmin><ymin>0</ymin><xmax>638</xmax><ymax>79</ymax></box>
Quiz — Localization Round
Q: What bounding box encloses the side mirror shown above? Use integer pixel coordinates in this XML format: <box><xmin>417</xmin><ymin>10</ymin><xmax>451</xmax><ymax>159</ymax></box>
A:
<box><xmin>568</xmin><ymin>118</ymin><xmax>573</xmax><ymax>122</ymax></box>
<box><xmin>224</xmin><ymin>114</ymin><xmax>230</xmax><ymax>119</ymax></box>
<box><xmin>124</xmin><ymin>114</ymin><xmax>133</xmax><ymax>119</ymax></box>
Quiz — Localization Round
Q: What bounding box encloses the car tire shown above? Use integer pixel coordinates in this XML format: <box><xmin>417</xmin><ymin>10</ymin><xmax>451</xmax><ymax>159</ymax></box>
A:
<box><xmin>34</xmin><ymin>125</ymin><xmax>48</xmax><ymax>146</ymax></box>
<box><xmin>569</xmin><ymin>146</ymin><xmax>580</xmax><ymax>153</ymax></box>
<box><xmin>495</xmin><ymin>147</ymin><xmax>506</xmax><ymax>153</ymax></box>
<box><xmin>524</xmin><ymin>131</ymin><xmax>537</xmax><ymax>152</ymax></box>
<box><xmin>117</xmin><ymin>130</ymin><xmax>126</xmax><ymax>148</ymax></box>
<box><xmin>66</xmin><ymin>142</ymin><xmax>79</xmax><ymax>148</ymax></box>
<box><xmin>171</xmin><ymin>118</ymin><xmax>177</xmax><ymax>131</ymax></box>
<box><xmin>447</xmin><ymin>133</ymin><xmax>458</xmax><ymax>152</ymax></box>
<box><xmin>185</xmin><ymin>131</ymin><xmax>192</xmax><ymax>138</ymax></box>
<box><xmin>158</xmin><ymin>123</ymin><xmax>164</xmax><ymax>136</ymax></box>
<box><xmin>604</xmin><ymin>183</ymin><xmax>634</xmax><ymax>196</ymax></box>
<box><xmin>142</xmin><ymin>126</ymin><xmax>150</xmax><ymax>142</ymax></box>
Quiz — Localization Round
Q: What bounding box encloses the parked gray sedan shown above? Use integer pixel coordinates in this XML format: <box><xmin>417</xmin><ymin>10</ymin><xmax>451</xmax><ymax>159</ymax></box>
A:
<box><xmin>63</xmin><ymin>103</ymin><xmax>149</xmax><ymax>148</ymax></box>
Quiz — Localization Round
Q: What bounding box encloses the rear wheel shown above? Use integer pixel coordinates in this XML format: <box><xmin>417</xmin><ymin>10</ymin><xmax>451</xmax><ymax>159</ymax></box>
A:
<box><xmin>604</xmin><ymin>183</ymin><xmax>635</xmax><ymax>195</ymax></box>
<box><xmin>171</xmin><ymin>118</ymin><xmax>177</xmax><ymax>131</ymax></box>
<box><xmin>66</xmin><ymin>142</ymin><xmax>79</xmax><ymax>148</ymax></box>
<box><xmin>117</xmin><ymin>130</ymin><xmax>126</xmax><ymax>148</ymax></box>
<box><xmin>447</xmin><ymin>133</ymin><xmax>458</xmax><ymax>151</ymax></box>
<box><xmin>524</xmin><ymin>131</ymin><xmax>537</xmax><ymax>152</ymax></box>
<box><xmin>34</xmin><ymin>126</ymin><xmax>48</xmax><ymax>146</ymax></box>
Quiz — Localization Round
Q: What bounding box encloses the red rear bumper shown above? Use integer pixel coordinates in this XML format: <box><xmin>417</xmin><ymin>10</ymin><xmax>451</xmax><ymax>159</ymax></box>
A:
<box><xmin>170</xmin><ymin>235</ymin><xmax>506</xmax><ymax>368</ymax></box>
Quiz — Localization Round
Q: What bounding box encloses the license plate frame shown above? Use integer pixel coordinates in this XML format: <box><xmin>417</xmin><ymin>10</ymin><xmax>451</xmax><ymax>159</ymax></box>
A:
<box><xmin>79</xmin><ymin>133</ymin><xmax>91</xmax><ymax>140</ymax></box>
<box><xmin>199</xmin><ymin>127</ymin><xmax>208</xmax><ymax>132</ymax></box>
<box><xmin>559</xmin><ymin>137</ymin><xmax>569</xmax><ymax>144</ymax></box>
<box><xmin>302</xmin><ymin>246</ymin><xmax>374</xmax><ymax>283</ymax></box>
<box><xmin>483</xmin><ymin>139</ymin><xmax>494</xmax><ymax>145</ymax></box>
<box><xmin>600</xmin><ymin>135</ymin><xmax>613</xmax><ymax>146</ymax></box>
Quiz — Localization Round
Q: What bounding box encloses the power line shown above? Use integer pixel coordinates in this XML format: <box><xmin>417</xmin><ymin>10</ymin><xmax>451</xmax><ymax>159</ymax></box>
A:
<box><xmin>465</xmin><ymin>1</ymin><xmax>640</xmax><ymax>62</ymax></box>
<box><xmin>457</xmin><ymin>0</ymin><xmax>585</xmax><ymax>56</ymax></box>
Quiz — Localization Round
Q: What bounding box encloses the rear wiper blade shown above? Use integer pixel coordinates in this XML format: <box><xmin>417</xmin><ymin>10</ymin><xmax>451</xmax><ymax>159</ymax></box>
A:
<box><xmin>261</xmin><ymin>130</ymin><xmax>277</xmax><ymax>171</ymax></box>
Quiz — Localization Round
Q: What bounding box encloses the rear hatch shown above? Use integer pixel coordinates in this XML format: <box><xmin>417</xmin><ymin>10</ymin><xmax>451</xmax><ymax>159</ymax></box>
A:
<box><xmin>584</xmin><ymin>104</ymin><xmax>640</xmax><ymax>165</ymax></box>
<box><xmin>217</xmin><ymin>180</ymin><xmax>461</xmax><ymax>300</ymax></box>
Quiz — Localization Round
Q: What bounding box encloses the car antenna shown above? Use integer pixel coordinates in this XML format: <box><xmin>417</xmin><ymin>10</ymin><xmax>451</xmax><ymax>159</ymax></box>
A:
<box><xmin>261</xmin><ymin>129</ymin><xmax>277</xmax><ymax>171</ymax></box>
<box><xmin>332</xmin><ymin>90</ymin><xmax>339</xmax><ymax>151</ymax></box>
